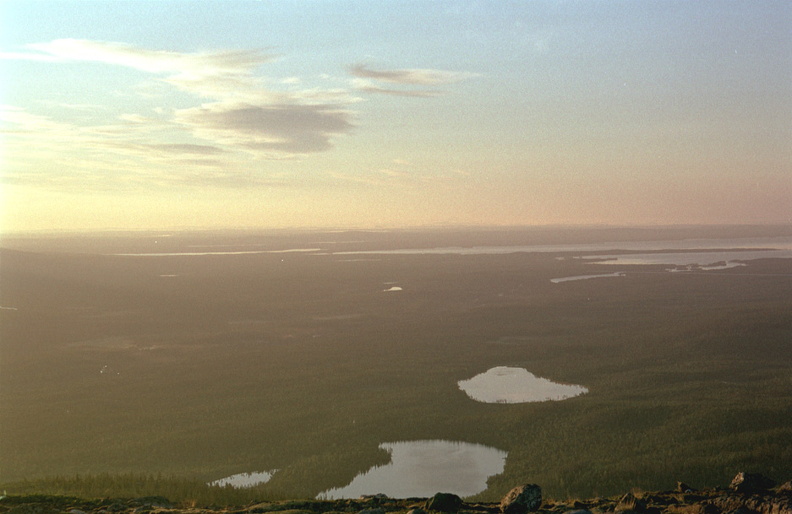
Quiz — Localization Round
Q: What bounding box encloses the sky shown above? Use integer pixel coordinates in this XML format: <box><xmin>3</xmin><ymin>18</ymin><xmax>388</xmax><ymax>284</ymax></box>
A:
<box><xmin>1</xmin><ymin>0</ymin><xmax>790</xmax><ymax>232</ymax></box>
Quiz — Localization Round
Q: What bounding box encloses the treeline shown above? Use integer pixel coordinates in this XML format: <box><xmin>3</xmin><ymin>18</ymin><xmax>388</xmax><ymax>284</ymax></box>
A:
<box><xmin>0</xmin><ymin>473</ymin><xmax>294</xmax><ymax>506</ymax></box>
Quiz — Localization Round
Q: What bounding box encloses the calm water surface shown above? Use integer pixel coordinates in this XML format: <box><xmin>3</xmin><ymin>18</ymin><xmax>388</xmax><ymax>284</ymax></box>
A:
<box><xmin>208</xmin><ymin>470</ymin><xmax>275</xmax><ymax>488</ymax></box>
<box><xmin>551</xmin><ymin>272</ymin><xmax>625</xmax><ymax>283</ymax></box>
<box><xmin>586</xmin><ymin>249</ymin><xmax>792</xmax><ymax>267</ymax></box>
<box><xmin>334</xmin><ymin>236</ymin><xmax>792</xmax><ymax>256</ymax></box>
<box><xmin>318</xmin><ymin>440</ymin><xmax>506</xmax><ymax>499</ymax></box>
<box><xmin>459</xmin><ymin>366</ymin><xmax>588</xmax><ymax>403</ymax></box>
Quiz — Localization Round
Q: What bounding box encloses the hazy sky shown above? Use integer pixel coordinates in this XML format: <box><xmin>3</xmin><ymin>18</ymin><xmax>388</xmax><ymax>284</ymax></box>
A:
<box><xmin>1</xmin><ymin>0</ymin><xmax>790</xmax><ymax>232</ymax></box>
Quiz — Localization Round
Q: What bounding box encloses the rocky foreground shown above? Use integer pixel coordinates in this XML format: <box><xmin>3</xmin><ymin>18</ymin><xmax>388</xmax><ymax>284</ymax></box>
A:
<box><xmin>2</xmin><ymin>473</ymin><xmax>790</xmax><ymax>514</ymax></box>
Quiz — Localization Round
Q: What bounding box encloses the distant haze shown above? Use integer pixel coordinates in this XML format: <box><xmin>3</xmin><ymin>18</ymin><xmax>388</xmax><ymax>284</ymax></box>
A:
<box><xmin>1</xmin><ymin>1</ymin><xmax>790</xmax><ymax>232</ymax></box>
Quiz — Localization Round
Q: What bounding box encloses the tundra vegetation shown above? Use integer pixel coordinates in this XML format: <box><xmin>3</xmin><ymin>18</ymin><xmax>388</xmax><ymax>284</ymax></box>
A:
<box><xmin>1</xmin><ymin>226</ymin><xmax>790</xmax><ymax>502</ymax></box>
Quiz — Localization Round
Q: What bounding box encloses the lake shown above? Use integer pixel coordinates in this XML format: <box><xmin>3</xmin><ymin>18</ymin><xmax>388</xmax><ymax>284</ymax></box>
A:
<box><xmin>459</xmin><ymin>366</ymin><xmax>588</xmax><ymax>403</ymax></box>
<box><xmin>208</xmin><ymin>470</ymin><xmax>276</xmax><ymax>488</ymax></box>
<box><xmin>318</xmin><ymin>440</ymin><xmax>507</xmax><ymax>499</ymax></box>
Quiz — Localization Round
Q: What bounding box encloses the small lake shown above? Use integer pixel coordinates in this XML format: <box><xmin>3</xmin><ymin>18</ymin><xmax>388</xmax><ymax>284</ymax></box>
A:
<box><xmin>208</xmin><ymin>470</ymin><xmax>275</xmax><ymax>488</ymax></box>
<box><xmin>318</xmin><ymin>440</ymin><xmax>506</xmax><ymax>499</ymax></box>
<box><xmin>459</xmin><ymin>366</ymin><xmax>588</xmax><ymax>403</ymax></box>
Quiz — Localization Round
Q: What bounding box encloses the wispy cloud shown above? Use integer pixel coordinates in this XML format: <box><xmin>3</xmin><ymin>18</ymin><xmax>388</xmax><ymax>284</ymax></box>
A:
<box><xmin>350</xmin><ymin>64</ymin><xmax>477</xmax><ymax>85</ymax></box>
<box><xmin>1</xmin><ymin>40</ymin><xmax>472</xmax><ymax>193</ymax></box>
<box><xmin>15</xmin><ymin>39</ymin><xmax>280</xmax><ymax>102</ymax></box>
<box><xmin>351</xmin><ymin>79</ymin><xmax>442</xmax><ymax>98</ymax></box>
<box><xmin>0</xmin><ymin>104</ymin><xmax>234</xmax><ymax>190</ymax></box>
<box><xmin>348</xmin><ymin>64</ymin><xmax>478</xmax><ymax>97</ymax></box>
<box><xmin>147</xmin><ymin>143</ymin><xmax>226</xmax><ymax>155</ymax></box>
<box><xmin>25</xmin><ymin>39</ymin><xmax>274</xmax><ymax>78</ymax></box>
<box><xmin>3</xmin><ymin>39</ymin><xmax>356</xmax><ymax>158</ymax></box>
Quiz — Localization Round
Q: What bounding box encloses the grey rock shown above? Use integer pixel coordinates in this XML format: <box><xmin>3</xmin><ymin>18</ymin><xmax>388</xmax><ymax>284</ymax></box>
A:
<box><xmin>678</xmin><ymin>482</ymin><xmax>696</xmax><ymax>493</ymax></box>
<box><xmin>358</xmin><ymin>508</ymin><xmax>385</xmax><ymax>514</ymax></box>
<box><xmin>500</xmin><ymin>484</ymin><xmax>543</xmax><ymax>514</ymax></box>
<box><xmin>131</xmin><ymin>496</ymin><xmax>172</xmax><ymax>508</ymax></box>
<box><xmin>426</xmin><ymin>493</ymin><xmax>463</xmax><ymax>513</ymax></box>
<box><xmin>725</xmin><ymin>508</ymin><xmax>757</xmax><ymax>514</ymax></box>
<box><xmin>616</xmin><ymin>492</ymin><xmax>647</xmax><ymax>513</ymax></box>
<box><xmin>361</xmin><ymin>494</ymin><xmax>388</xmax><ymax>501</ymax></box>
<box><xmin>730</xmin><ymin>473</ymin><xmax>776</xmax><ymax>495</ymax></box>
<box><xmin>777</xmin><ymin>481</ymin><xmax>792</xmax><ymax>493</ymax></box>
<box><xmin>247</xmin><ymin>503</ymin><xmax>273</xmax><ymax>513</ymax></box>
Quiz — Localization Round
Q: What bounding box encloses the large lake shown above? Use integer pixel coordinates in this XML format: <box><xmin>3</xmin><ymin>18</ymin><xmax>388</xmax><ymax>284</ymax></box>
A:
<box><xmin>333</xmin><ymin>236</ymin><xmax>792</xmax><ymax>256</ymax></box>
<box><xmin>585</xmin><ymin>249</ymin><xmax>792</xmax><ymax>267</ymax></box>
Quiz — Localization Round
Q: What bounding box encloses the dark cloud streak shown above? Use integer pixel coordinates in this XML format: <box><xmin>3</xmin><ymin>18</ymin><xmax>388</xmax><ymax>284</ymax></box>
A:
<box><xmin>355</xmin><ymin>85</ymin><xmax>443</xmax><ymax>98</ymax></box>
<box><xmin>176</xmin><ymin>102</ymin><xmax>354</xmax><ymax>154</ymax></box>
<box><xmin>349</xmin><ymin>64</ymin><xmax>476</xmax><ymax>85</ymax></box>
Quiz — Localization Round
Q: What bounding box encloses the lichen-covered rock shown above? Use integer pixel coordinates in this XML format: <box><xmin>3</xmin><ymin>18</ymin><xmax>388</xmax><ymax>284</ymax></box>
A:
<box><xmin>425</xmin><ymin>493</ymin><xmax>462</xmax><ymax>513</ymax></box>
<box><xmin>500</xmin><ymin>484</ymin><xmax>542</xmax><ymax>514</ymax></box>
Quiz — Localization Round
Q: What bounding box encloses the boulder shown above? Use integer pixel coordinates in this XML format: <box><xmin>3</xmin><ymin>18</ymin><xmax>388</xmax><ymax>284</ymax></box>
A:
<box><xmin>702</xmin><ymin>504</ymin><xmax>722</xmax><ymax>514</ymax></box>
<box><xmin>425</xmin><ymin>493</ymin><xmax>463</xmax><ymax>513</ymax></box>
<box><xmin>730</xmin><ymin>473</ymin><xmax>776</xmax><ymax>495</ymax></box>
<box><xmin>678</xmin><ymin>483</ymin><xmax>696</xmax><ymax>493</ymax></box>
<box><xmin>500</xmin><ymin>484</ymin><xmax>543</xmax><ymax>514</ymax></box>
<box><xmin>130</xmin><ymin>497</ymin><xmax>172</xmax><ymax>508</ymax></box>
<box><xmin>616</xmin><ymin>492</ymin><xmax>647</xmax><ymax>513</ymax></box>
<box><xmin>358</xmin><ymin>509</ymin><xmax>385</xmax><ymax>514</ymax></box>
<box><xmin>725</xmin><ymin>507</ymin><xmax>756</xmax><ymax>514</ymax></box>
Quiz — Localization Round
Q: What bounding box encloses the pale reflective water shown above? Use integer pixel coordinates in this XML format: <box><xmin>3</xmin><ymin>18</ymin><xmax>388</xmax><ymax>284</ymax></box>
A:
<box><xmin>108</xmin><ymin>236</ymin><xmax>792</xmax><ymax>261</ymax></box>
<box><xmin>318</xmin><ymin>440</ymin><xmax>506</xmax><ymax>499</ymax></box>
<box><xmin>585</xmin><ymin>249</ymin><xmax>792</xmax><ymax>267</ymax></box>
<box><xmin>459</xmin><ymin>366</ymin><xmax>588</xmax><ymax>403</ymax></box>
<box><xmin>114</xmin><ymin>248</ymin><xmax>321</xmax><ymax>256</ymax></box>
<box><xmin>551</xmin><ymin>272</ymin><xmax>625</xmax><ymax>283</ymax></box>
<box><xmin>334</xmin><ymin>236</ymin><xmax>792</xmax><ymax>256</ymax></box>
<box><xmin>208</xmin><ymin>470</ymin><xmax>275</xmax><ymax>488</ymax></box>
